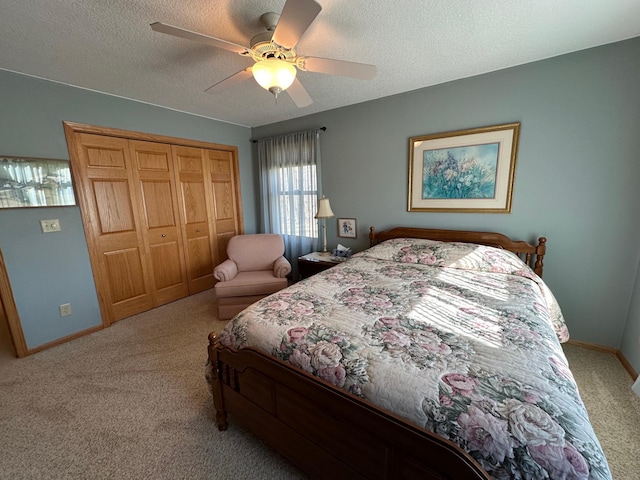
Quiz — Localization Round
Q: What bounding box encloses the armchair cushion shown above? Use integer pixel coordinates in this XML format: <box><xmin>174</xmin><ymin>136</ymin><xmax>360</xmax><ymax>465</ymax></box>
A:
<box><xmin>214</xmin><ymin>271</ymin><xmax>288</xmax><ymax>298</ymax></box>
<box><xmin>227</xmin><ymin>234</ymin><xmax>286</xmax><ymax>272</ymax></box>
<box><xmin>213</xmin><ymin>259</ymin><xmax>238</xmax><ymax>282</ymax></box>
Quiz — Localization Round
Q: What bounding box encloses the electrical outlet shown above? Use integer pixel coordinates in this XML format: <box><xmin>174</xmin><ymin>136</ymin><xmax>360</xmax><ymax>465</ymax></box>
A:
<box><xmin>41</xmin><ymin>219</ymin><xmax>61</xmax><ymax>233</ymax></box>
<box><xmin>59</xmin><ymin>303</ymin><xmax>72</xmax><ymax>317</ymax></box>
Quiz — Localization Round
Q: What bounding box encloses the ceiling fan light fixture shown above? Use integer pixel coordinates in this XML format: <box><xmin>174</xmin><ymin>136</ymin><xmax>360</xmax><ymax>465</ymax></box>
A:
<box><xmin>252</xmin><ymin>59</ymin><xmax>297</xmax><ymax>95</ymax></box>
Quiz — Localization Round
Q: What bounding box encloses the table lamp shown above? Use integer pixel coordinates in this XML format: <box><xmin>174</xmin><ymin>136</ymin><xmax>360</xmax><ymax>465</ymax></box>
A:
<box><xmin>314</xmin><ymin>196</ymin><xmax>334</xmax><ymax>256</ymax></box>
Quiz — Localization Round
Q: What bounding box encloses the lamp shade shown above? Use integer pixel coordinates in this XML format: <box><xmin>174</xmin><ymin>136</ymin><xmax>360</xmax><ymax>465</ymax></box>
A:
<box><xmin>252</xmin><ymin>59</ymin><xmax>297</xmax><ymax>92</ymax></box>
<box><xmin>315</xmin><ymin>196</ymin><xmax>334</xmax><ymax>219</ymax></box>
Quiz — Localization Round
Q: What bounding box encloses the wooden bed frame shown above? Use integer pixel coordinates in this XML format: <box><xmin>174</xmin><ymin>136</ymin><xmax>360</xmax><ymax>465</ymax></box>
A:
<box><xmin>207</xmin><ymin>227</ymin><xmax>548</xmax><ymax>479</ymax></box>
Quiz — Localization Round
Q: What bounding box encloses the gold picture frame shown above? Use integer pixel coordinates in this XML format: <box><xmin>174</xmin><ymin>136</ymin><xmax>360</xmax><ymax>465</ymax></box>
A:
<box><xmin>408</xmin><ymin>123</ymin><xmax>520</xmax><ymax>213</ymax></box>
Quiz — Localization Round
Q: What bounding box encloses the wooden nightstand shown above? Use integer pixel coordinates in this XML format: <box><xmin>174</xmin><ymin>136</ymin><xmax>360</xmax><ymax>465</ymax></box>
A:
<box><xmin>297</xmin><ymin>252</ymin><xmax>343</xmax><ymax>281</ymax></box>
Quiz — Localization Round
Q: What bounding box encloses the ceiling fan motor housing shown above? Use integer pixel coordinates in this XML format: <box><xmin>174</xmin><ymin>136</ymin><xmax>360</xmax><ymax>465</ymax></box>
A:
<box><xmin>250</xmin><ymin>12</ymin><xmax>297</xmax><ymax>63</ymax></box>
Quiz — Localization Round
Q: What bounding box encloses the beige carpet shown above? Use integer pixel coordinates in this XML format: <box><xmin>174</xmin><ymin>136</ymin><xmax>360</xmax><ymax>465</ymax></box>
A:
<box><xmin>0</xmin><ymin>289</ymin><xmax>304</xmax><ymax>480</ymax></box>
<box><xmin>1</xmin><ymin>290</ymin><xmax>638</xmax><ymax>479</ymax></box>
<box><xmin>562</xmin><ymin>343</ymin><xmax>640</xmax><ymax>479</ymax></box>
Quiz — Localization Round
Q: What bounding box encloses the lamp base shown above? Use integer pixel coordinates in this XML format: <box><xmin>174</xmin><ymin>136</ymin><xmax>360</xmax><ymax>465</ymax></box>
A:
<box><xmin>318</xmin><ymin>251</ymin><xmax>330</xmax><ymax>256</ymax></box>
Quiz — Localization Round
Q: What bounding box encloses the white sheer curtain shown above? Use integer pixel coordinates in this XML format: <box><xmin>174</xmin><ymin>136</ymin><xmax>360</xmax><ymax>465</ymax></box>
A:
<box><xmin>257</xmin><ymin>129</ymin><xmax>322</xmax><ymax>278</ymax></box>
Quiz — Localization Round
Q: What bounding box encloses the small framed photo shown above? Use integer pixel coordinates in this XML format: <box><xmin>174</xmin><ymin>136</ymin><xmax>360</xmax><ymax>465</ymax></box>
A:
<box><xmin>337</xmin><ymin>218</ymin><xmax>357</xmax><ymax>238</ymax></box>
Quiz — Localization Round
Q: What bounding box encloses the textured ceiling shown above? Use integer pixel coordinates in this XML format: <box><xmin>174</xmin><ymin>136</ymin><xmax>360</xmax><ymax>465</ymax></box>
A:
<box><xmin>1</xmin><ymin>0</ymin><xmax>639</xmax><ymax>128</ymax></box>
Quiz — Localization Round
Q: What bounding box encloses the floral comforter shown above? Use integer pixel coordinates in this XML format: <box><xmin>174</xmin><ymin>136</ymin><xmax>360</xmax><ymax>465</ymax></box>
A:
<box><xmin>219</xmin><ymin>238</ymin><xmax>611</xmax><ymax>479</ymax></box>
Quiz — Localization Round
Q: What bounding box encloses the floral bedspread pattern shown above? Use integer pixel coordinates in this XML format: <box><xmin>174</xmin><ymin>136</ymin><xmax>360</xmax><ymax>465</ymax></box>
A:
<box><xmin>219</xmin><ymin>238</ymin><xmax>610</xmax><ymax>479</ymax></box>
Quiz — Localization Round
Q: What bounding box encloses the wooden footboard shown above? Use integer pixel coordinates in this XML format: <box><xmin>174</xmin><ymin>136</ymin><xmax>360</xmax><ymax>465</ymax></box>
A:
<box><xmin>208</xmin><ymin>332</ymin><xmax>490</xmax><ymax>480</ymax></box>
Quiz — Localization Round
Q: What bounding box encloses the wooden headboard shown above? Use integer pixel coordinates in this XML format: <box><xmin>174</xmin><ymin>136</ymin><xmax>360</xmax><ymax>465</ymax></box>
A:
<box><xmin>369</xmin><ymin>226</ymin><xmax>547</xmax><ymax>277</ymax></box>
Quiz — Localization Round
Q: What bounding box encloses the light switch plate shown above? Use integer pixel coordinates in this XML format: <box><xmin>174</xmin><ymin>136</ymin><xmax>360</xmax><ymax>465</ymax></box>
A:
<box><xmin>40</xmin><ymin>219</ymin><xmax>61</xmax><ymax>233</ymax></box>
<box><xmin>59</xmin><ymin>303</ymin><xmax>72</xmax><ymax>317</ymax></box>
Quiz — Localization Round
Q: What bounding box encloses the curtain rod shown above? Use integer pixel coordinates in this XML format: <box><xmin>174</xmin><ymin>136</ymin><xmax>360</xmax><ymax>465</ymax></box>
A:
<box><xmin>251</xmin><ymin>126</ymin><xmax>326</xmax><ymax>143</ymax></box>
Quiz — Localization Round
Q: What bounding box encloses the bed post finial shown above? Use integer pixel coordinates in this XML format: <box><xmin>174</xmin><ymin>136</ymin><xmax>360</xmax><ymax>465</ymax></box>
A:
<box><xmin>534</xmin><ymin>237</ymin><xmax>547</xmax><ymax>277</ymax></box>
<box><xmin>369</xmin><ymin>226</ymin><xmax>376</xmax><ymax>247</ymax></box>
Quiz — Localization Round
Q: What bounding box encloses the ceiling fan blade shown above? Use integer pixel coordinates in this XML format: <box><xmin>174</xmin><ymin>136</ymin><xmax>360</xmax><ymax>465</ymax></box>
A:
<box><xmin>301</xmin><ymin>57</ymin><xmax>377</xmax><ymax>80</ymax></box>
<box><xmin>205</xmin><ymin>68</ymin><xmax>253</xmax><ymax>94</ymax></box>
<box><xmin>286</xmin><ymin>78</ymin><xmax>313</xmax><ymax>108</ymax></box>
<box><xmin>151</xmin><ymin>22</ymin><xmax>249</xmax><ymax>55</ymax></box>
<box><xmin>272</xmin><ymin>0</ymin><xmax>322</xmax><ymax>50</ymax></box>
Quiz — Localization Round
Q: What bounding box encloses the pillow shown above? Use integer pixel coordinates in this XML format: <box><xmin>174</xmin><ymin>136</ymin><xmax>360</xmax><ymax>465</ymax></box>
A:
<box><xmin>355</xmin><ymin>237</ymin><xmax>534</xmax><ymax>278</ymax></box>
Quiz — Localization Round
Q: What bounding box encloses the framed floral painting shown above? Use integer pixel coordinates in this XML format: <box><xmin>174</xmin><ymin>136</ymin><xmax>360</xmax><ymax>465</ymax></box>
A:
<box><xmin>408</xmin><ymin>123</ymin><xmax>520</xmax><ymax>213</ymax></box>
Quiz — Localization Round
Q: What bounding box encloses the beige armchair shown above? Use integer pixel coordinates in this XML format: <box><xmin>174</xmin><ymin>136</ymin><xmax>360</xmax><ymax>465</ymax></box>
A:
<box><xmin>213</xmin><ymin>234</ymin><xmax>291</xmax><ymax>320</ymax></box>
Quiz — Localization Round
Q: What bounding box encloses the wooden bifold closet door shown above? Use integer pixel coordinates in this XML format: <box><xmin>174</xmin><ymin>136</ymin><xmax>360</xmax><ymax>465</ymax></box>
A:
<box><xmin>172</xmin><ymin>145</ymin><xmax>218</xmax><ymax>294</ymax></box>
<box><xmin>64</xmin><ymin>123</ymin><xmax>243</xmax><ymax>326</ymax></box>
<box><xmin>130</xmin><ymin>140</ymin><xmax>189</xmax><ymax>305</ymax></box>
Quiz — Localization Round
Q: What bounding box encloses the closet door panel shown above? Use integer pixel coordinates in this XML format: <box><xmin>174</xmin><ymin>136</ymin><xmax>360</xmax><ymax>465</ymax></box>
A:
<box><xmin>140</xmin><ymin>178</ymin><xmax>188</xmax><ymax>298</ymax></box>
<box><xmin>104</xmin><ymin>248</ymin><xmax>150</xmax><ymax>319</ymax></box>
<box><xmin>181</xmin><ymin>181</ymin><xmax>208</xmax><ymax>224</ymax></box>
<box><xmin>85</xmin><ymin>144</ymin><xmax>127</xmax><ymax>168</ymax></box>
<box><xmin>149</xmin><ymin>241</ymin><xmax>185</xmax><ymax>289</ymax></box>
<box><xmin>215</xmin><ymin>232</ymin><xmax>236</xmax><ymax>265</ymax></box>
<box><xmin>172</xmin><ymin>146</ymin><xmax>217</xmax><ymax>294</ymax></box>
<box><xmin>92</xmin><ymin>179</ymin><xmax>137</xmax><ymax>234</ymax></box>
<box><xmin>129</xmin><ymin>140</ymin><xmax>189</xmax><ymax>306</ymax></box>
<box><xmin>69</xmin><ymin>133</ymin><xmax>153</xmax><ymax>324</ymax></box>
<box><xmin>186</xmin><ymin>235</ymin><xmax>215</xmax><ymax>280</ymax></box>
<box><xmin>207</xmin><ymin>149</ymin><xmax>243</xmax><ymax>263</ymax></box>
<box><xmin>141</xmin><ymin>180</ymin><xmax>175</xmax><ymax>228</ymax></box>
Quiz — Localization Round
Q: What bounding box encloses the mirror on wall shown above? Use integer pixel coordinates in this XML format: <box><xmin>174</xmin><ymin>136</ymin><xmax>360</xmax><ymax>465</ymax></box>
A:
<box><xmin>0</xmin><ymin>156</ymin><xmax>76</xmax><ymax>208</ymax></box>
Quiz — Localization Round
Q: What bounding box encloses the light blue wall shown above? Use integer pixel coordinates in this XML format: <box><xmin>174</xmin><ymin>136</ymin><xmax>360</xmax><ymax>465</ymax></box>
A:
<box><xmin>253</xmin><ymin>37</ymin><xmax>640</xmax><ymax>372</ymax></box>
<box><xmin>0</xmin><ymin>69</ymin><xmax>254</xmax><ymax>350</ymax></box>
<box><xmin>621</xmin><ymin>262</ymin><xmax>640</xmax><ymax>372</ymax></box>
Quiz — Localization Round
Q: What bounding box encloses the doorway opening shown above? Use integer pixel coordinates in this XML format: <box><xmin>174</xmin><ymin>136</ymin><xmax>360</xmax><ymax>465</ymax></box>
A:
<box><xmin>0</xmin><ymin>294</ymin><xmax>16</xmax><ymax>359</ymax></box>
<box><xmin>0</xmin><ymin>247</ymin><xmax>27</xmax><ymax>358</ymax></box>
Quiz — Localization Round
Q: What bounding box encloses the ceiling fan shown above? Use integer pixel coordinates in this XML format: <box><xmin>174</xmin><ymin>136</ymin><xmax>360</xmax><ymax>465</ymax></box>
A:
<box><xmin>150</xmin><ymin>0</ymin><xmax>376</xmax><ymax>107</ymax></box>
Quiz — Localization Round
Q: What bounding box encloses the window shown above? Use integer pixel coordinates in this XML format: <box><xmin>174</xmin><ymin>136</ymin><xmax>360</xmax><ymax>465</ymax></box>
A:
<box><xmin>257</xmin><ymin>129</ymin><xmax>323</xmax><ymax>272</ymax></box>
<box><xmin>275</xmin><ymin>164</ymin><xmax>318</xmax><ymax>238</ymax></box>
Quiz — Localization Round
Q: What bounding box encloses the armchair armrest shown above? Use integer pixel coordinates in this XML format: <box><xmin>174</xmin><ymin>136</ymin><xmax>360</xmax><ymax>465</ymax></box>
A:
<box><xmin>273</xmin><ymin>256</ymin><xmax>292</xmax><ymax>278</ymax></box>
<box><xmin>214</xmin><ymin>259</ymin><xmax>238</xmax><ymax>282</ymax></box>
